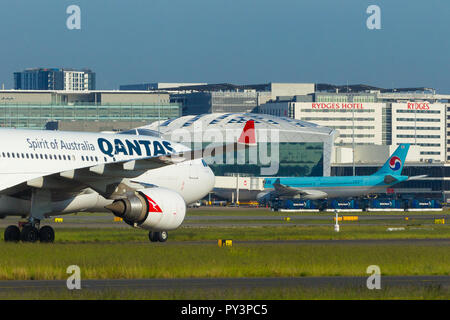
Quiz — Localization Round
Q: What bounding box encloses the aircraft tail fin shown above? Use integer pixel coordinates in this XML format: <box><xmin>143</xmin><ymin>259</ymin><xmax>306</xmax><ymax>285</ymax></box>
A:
<box><xmin>374</xmin><ymin>144</ymin><xmax>410</xmax><ymax>176</ymax></box>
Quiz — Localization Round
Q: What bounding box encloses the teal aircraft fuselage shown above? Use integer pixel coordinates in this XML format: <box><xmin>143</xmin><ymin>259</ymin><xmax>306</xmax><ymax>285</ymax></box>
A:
<box><xmin>263</xmin><ymin>175</ymin><xmax>409</xmax><ymax>199</ymax></box>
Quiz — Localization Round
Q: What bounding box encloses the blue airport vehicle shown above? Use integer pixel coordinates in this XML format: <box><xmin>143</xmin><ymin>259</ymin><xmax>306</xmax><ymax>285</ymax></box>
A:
<box><xmin>410</xmin><ymin>199</ymin><xmax>442</xmax><ymax>209</ymax></box>
<box><xmin>282</xmin><ymin>199</ymin><xmax>318</xmax><ymax>210</ymax></box>
<box><xmin>329</xmin><ymin>199</ymin><xmax>361</xmax><ymax>210</ymax></box>
<box><xmin>370</xmin><ymin>198</ymin><xmax>402</xmax><ymax>209</ymax></box>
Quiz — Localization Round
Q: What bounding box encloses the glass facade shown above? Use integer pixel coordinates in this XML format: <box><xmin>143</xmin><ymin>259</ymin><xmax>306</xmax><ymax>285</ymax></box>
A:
<box><xmin>315</xmin><ymin>93</ymin><xmax>377</xmax><ymax>103</ymax></box>
<box><xmin>0</xmin><ymin>104</ymin><xmax>181</xmax><ymax>129</ymax></box>
<box><xmin>203</xmin><ymin>142</ymin><xmax>324</xmax><ymax>177</ymax></box>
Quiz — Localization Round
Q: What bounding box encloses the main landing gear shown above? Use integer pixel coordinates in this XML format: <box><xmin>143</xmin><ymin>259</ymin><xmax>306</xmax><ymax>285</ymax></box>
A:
<box><xmin>148</xmin><ymin>230</ymin><xmax>168</xmax><ymax>243</ymax></box>
<box><xmin>4</xmin><ymin>222</ymin><xmax>55</xmax><ymax>243</ymax></box>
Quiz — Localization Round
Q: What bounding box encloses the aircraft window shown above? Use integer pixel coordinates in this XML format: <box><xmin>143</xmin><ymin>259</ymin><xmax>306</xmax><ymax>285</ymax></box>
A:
<box><xmin>16</xmin><ymin>153</ymin><xmax>19</xmax><ymax>158</ymax></box>
<box><xmin>30</xmin><ymin>154</ymin><xmax>33</xmax><ymax>159</ymax></box>
<box><xmin>12</xmin><ymin>153</ymin><xmax>15</xmax><ymax>158</ymax></box>
<box><xmin>7</xmin><ymin>153</ymin><xmax>10</xmax><ymax>158</ymax></box>
<box><xmin>21</xmin><ymin>153</ymin><xmax>24</xmax><ymax>158</ymax></box>
<box><xmin>90</xmin><ymin>156</ymin><xmax>94</xmax><ymax>161</ymax></box>
<box><xmin>95</xmin><ymin>156</ymin><xmax>98</xmax><ymax>162</ymax></box>
<box><xmin>40</xmin><ymin>154</ymin><xmax>43</xmax><ymax>159</ymax></box>
<box><xmin>104</xmin><ymin>157</ymin><xmax>107</xmax><ymax>162</ymax></box>
<box><xmin>63</xmin><ymin>155</ymin><xmax>66</xmax><ymax>160</ymax></box>
<box><xmin>1</xmin><ymin>152</ymin><xmax>4</xmax><ymax>157</ymax></box>
<box><xmin>113</xmin><ymin>157</ymin><xmax>116</xmax><ymax>162</ymax></box>
<box><xmin>58</xmin><ymin>155</ymin><xmax>62</xmax><ymax>160</ymax></box>
<box><xmin>81</xmin><ymin>156</ymin><xmax>85</xmax><ymax>161</ymax></box>
<box><xmin>44</xmin><ymin>154</ymin><xmax>47</xmax><ymax>160</ymax></box>
<box><xmin>26</xmin><ymin>154</ymin><xmax>29</xmax><ymax>159</ymax></box>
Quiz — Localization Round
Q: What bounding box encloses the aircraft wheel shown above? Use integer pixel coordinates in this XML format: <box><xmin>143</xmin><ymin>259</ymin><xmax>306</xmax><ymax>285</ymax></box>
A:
<box><xmin>39</xmin><ymin>226</ymin><xmax>55</xmax><ymax>243</ymax></box>
<box><xmin>21</xmin><ymin>226</ymin><xmax>39</xmax><ymax>243</ymax></box>
<box><xmin>4</xmin><ymin>225</ymin><xmax>20</xmax><ymax>242</ymax></box>
<box><xmin>149</xmin><ymin>231</ymin><xmax>159</xmax><ymax>242</ymax></box>
<box><xmin>158</xmin><ymin>231</ymin><xmax>168</xmax><ymax>242</ymax></box>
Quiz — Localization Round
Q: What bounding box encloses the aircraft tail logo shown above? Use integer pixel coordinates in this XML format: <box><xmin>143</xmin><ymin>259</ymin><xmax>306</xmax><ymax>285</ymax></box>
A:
<box><xmin>374</xmin><ymin>144</ymin><xmax>409</xmax><ymax>176</ymax></box>
<box><xmin>389</xmin><ymin>156</ymin><xmax>402</xmax><ymax>171</ymax></box>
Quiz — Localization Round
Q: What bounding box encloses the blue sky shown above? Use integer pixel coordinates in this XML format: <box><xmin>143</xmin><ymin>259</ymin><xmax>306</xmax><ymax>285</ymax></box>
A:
<box><xmin>1</xmin><ymin>0</ymin><xmax>449</xmax><ymax>92</ymax></box>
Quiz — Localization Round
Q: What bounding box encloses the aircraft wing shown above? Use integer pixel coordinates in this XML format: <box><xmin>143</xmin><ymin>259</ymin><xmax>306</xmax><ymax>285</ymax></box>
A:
<box><xmin>0</xmin><ymin>120</ymin><xmax>257</xmax><ymax>199</ymax></box>
<box><xmin>407</xmin><ymin>175</ymin><xmax>428</xmax><ymax>180</ymax></box>
<box><xmin>272</xmin><ymin>180</ymin><xmax>328</xmax><ymax>199</ymax></box>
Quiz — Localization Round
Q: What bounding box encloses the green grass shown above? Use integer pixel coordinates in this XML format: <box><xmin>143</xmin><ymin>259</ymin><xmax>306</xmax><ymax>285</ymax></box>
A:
<box><xmin>1</xmin><ymin>285</ymin><xmax>448</xmax><ymax>300</ymax></box>
<box><xmin>0</xmin><ymin>242</ymin><xmax>448</xmax><ymax>280</ymax></box>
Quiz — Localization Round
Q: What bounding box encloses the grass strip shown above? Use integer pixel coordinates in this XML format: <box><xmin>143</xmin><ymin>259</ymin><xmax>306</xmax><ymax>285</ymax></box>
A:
<box><xmin>0</xmin><ymin>242</ymin><xmax>448</xmax><ymax>280</ymax></box>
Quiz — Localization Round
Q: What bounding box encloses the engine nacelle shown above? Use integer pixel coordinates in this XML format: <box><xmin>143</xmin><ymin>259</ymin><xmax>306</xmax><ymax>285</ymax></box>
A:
<box><xmin>106</xmin><ymin>187</ymin><xmax>186</xmax><ymax>231</ymax></box>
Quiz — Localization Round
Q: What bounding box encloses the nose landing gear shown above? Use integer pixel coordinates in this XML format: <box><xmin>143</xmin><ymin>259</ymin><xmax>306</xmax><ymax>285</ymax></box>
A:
<box><xmin>149</xmin><ymin>230</ymin><xmax>168</xmax><ymax>243</ymax></box>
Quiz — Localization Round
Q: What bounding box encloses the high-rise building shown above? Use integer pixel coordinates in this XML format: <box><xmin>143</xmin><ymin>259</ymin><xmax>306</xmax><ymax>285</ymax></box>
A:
<box><xmin>63</xmin><ymin>69</ymin><xmax>95</xmax><ymax>91</ymax></box>
<box><xmin>14</xmin><ymin>68</ymin><xmax>95</xmax><ymax>91</ymax></box>
<box><xmin>14</xmin><ymin>68</ymin><xmax>64</xmax><ymax>90</ymax></box>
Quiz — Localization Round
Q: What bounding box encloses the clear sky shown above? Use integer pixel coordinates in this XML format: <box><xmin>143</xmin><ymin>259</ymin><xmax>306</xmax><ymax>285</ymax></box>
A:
<box><xmin>1</xmin><ymin>0</ymin><xmax>449</xmax><ymax>92</ymax></box>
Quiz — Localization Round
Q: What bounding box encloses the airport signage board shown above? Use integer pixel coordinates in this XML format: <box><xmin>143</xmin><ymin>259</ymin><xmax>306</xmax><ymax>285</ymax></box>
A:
<box><xmin>311</xmin><ymin>103</ymin><xmax>364</xmax><ymax>110</ymax></box>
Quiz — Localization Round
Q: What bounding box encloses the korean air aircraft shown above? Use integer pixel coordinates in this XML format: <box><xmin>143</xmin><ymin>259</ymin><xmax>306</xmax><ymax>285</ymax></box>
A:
<box><xmin>1</xmin><ymin>120</ymin><xmax>256</xmax><ymax>243</ymax></box>
<box><xmin>259</xmin><ymin>144</ymin><xmax>422</xmax><ymax>201</ymax></box>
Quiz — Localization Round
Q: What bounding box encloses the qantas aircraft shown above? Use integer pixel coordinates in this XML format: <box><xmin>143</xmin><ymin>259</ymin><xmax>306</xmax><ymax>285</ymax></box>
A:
<box><xmin>259</xmin><ymin>144</ymin><xmax>424</xmax><ymax>201</ymax></box>
<box><xmin>0</xmin><ymin>120</ymin><xmax>256</xmax><ymax>243</ymax></box>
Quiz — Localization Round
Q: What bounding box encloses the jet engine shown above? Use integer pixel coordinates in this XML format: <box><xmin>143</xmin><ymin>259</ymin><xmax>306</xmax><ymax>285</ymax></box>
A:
<box><xmin>105</xmin><ymin>187</ymin><xmax>186</xmax><ymax>231</ymax></box>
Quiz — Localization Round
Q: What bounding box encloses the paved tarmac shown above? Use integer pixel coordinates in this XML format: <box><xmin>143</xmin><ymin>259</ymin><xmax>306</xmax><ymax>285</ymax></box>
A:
<box><xmin>1</xmin><ymin>213</ymin><xmax>447</xmax><ymax>229</ymax></box>
<box><xmin>0</xmin><ymin>276</ymin><xmax>448</xmax><ymax>292</ymax></box>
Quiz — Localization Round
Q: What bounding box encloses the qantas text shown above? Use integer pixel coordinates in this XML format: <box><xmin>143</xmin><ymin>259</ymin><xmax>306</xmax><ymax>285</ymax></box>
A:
<box><xmin>97</xmin><ymin>138</ymin><xmax>174</xmax><ymax>157</ymax></box>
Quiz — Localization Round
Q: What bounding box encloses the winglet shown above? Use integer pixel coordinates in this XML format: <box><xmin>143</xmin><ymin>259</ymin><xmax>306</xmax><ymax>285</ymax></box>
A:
<box><xmin>238</xmin><ymin>120</ymin><xmax>256</xmax><ymax>145</ymax></box>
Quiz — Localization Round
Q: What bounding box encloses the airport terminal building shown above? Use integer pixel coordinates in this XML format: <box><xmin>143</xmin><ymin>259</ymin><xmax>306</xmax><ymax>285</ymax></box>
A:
<box><xmin>0</xmin><ymin>90</ymin><xmax>180</xmax><ymax>131</ymax></box>
<box><xmin>143</xmin><ymin>113</ymin><xmax>336</xmax><ymax>200</ymax></box>
<box><xmin>3</xmin><ymin>83</ymin><xmax>450</xmax><ymax>202</ymax></box>
<box><xmin>144</xmin><ymin>113</ymin><xmax>337</xmax><ymax>176</ymax></box>
<box><xmin>260</xmin><ymin>95</ymin><xmax>448</xmax><ymax>163</ymax></box>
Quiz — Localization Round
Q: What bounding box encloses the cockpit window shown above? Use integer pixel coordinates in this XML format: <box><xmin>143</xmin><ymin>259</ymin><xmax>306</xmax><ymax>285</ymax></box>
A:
<box><xmin>118</xmin><ymin>129</ymin><xmax>138</xmax><ymax>135</ymax></box>
<box><xmin>118</xmin><ymin>128</ymin><xmax>161</xmax><ymax>138</ymax></box>
<box><xmin>137</xmin><ymin>129</ymin><xmax>161</xmax><ymax>137</ymax></box>
<box><xmin>201</xmin><ymin>159</ymin><xmax>208</xmax><ymax>167</ymax></box>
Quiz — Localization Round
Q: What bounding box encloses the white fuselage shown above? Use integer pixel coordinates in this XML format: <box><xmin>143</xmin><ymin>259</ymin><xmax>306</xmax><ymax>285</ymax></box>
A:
<box><xmin>0</xmin><ymin>128</ymin><xmax>215</xmax><ymax>217</ymax></box>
